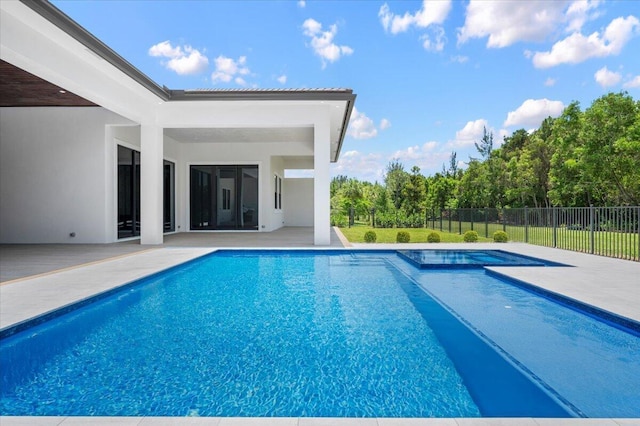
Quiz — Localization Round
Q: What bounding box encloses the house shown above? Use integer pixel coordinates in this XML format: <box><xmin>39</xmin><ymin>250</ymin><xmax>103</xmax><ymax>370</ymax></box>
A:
<box><xmin>0</xmin><ymin>0</ymin><xmax>355</xmax><ymax>246</ymax></box>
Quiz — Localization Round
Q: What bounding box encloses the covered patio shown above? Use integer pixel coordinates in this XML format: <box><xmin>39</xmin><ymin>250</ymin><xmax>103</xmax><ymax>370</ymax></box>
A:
<box><xmin>0</xmin><ymin>227</ymin><xmax>348</xmax><ymax>282</ymax></box>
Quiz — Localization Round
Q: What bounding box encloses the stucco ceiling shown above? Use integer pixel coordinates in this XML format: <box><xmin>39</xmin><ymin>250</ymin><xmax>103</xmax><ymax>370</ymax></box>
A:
<box><xmin>164</xmin><ymin>127</ymin><xmax>314</xmax><ymax>144</ymax></box>
<box><xmin>0</xmin><ymin>60</ymin><xmax>97</xmax><ymax>107</ymax></box>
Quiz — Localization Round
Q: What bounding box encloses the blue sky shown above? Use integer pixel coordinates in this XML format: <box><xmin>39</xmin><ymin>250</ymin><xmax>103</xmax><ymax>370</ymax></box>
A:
<box><xmin>53</xmin><ymin>0</ymin><xmax>640</xmax><ymax>183</ymax></box>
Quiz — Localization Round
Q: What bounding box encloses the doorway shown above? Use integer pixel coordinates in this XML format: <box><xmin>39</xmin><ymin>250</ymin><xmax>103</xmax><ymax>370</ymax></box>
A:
<box><xmin>190</xmin><ymin>165</ymin><xmax>259</xmax><ymax>230</ymax></box>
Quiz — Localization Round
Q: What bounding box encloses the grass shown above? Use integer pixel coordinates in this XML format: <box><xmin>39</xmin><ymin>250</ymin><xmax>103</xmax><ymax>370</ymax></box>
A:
<box><xmin>339</xmin><ymin>223</ymin><xmax>493</xmax><ymax>244</ymax></box>
<box><xmin>425</xmin><ymin>220</ymin><xmax>639</xmax><ymax>260</ymax></box>
<box><xmin>339</xmin><ymin>221</ymin><xmax>638</xmax><ymax>261</ymax></box>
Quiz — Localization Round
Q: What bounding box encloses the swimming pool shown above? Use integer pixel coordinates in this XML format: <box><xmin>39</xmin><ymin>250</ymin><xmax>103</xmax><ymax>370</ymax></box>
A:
<box><xmin>397</xmin><ymin>249</ymin><xmax>564</xmax><ymax>268</ymax></box>
<box><xmin>1</xmin><ymin>250</ymin><xmax>638</xmax><ymax>418</ymax></box>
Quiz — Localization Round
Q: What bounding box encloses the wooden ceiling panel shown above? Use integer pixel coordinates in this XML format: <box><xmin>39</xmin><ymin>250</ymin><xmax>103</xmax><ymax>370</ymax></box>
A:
<box><xmin>0</xmin><ymin>60</ymin><xmax>97</xmax><ymax>107</ymax></box>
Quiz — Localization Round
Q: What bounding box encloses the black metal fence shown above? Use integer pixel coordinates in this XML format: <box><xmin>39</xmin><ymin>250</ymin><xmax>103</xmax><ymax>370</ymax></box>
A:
<box><xmin>423</xmin><ymin>206</ymin><xmax>639</xmax><ymax>261</ymax></box>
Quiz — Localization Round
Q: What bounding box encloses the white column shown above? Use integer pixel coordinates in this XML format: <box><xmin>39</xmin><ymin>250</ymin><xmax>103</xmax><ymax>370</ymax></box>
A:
<box><xmin>140</xmin><ymin>123</ymin><xmax>164</xmax><ymax>245</ymax></box>
<box><xmin>314</xmin><ymin>107</ymin><xmax>331</xmax><ymax>246</ymax></box>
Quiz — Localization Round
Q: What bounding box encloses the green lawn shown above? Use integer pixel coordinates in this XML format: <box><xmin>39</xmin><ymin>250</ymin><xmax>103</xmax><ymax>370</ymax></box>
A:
<box><xmin>339</xmin><ymin>222</ymin><xmax>638</xmax><ymax>260</ymax></box>
<box><xmin>414</xmin><ymin>220</ymin><xmax>639</xmax><ymax>260</ymax></box>
<box><xmin>338</xmin><ymin>224</ymin><xmax>493</xmax><ymax>244</ymax></box>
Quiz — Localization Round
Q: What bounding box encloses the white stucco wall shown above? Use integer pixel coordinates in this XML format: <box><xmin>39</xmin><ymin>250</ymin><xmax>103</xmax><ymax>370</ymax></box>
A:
<box><xmin>0</xmin><ymin>107</ymin><xmax>134</xmax><ymax>243</ymax></box>
<box><xmin>283</xmin><ymin>178</ymin><xmax>314</xmax><ymax>226</ymax></box>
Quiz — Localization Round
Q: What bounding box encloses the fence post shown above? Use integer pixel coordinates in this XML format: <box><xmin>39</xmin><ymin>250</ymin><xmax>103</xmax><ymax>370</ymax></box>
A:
<box><xmin>502</xmin><ymin>208</ymin><xmax>506</xmax><ymax>232</ymax></box>
<box><xmin>448</xmin><ymin>209</ymin><xmax>452</xmax><ymax>233</ymax></box>
<box><xmin>484</xmin><ymin>208</ymin><xmax>489</xmax><ymax>238</ymax></box>
<box><xmin>349</xmin><ymin>207</ymin><xmax>354</xmax><ymax>228</ymax></box>
<box><xmin>589</xmin><ymin>204</ymin><xmax>595</xmax><ymax>254</ymax></box>
<box><xmin>637</xmin><ymin>206</ymin><xmax>640</xmax><ymax>262</ymax></box>
<box><xmin>459</xmin><ymin>210</ymin><xmax>462</xmax><ymax>235</ymax></box>
<box><xmin>439</xmin><ymin>209</ymin><xmax>443</xmax><ymax>232</ymax></box>
<box><xmin>524</xmin><ymin>206</ymin><xmax>529</xmax><ymax>243</ymax></box>
<box><xmin>371</xmin><ymin>208</ymin><xmax>376</xmax><ymax>228</ymax></box>
<box><xmin>552</xmin><ymin>207</ymin><xmax>557</xmax><ymax>248</ymax></box>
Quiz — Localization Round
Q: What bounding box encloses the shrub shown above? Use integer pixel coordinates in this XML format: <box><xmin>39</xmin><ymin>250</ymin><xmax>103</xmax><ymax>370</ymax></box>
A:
<box><xmin>427</xmin><ymin>232</ymin><xmax>441</xmax><ymax>243</ymax></box>
<box><xmin>374</xmin><ymin>212</ymin><xmax>395</xmax><ymax>228</ymax></box>
<box><xmin>396</xmin><ymin>231</ymin><xmax>410</xmax><ymax>243</ymax></box>
<box><xmin>364</xmin><ymin>230</ymin><xmax>377</xmax><ymax>243</ymax></box>
<box><xmin>493</xmin><ymin>230</ymin><xmax>508</xmax><ymax>243</ymax></box>
<box><xmin>331</xmin><ymin>214</ymin><xmax>348</xmax><ymax>228</ymax></box>
<box><xmin>463</xmin><ymin>230</ymin><xmax>479</xmax><ymax>242</ymax></box>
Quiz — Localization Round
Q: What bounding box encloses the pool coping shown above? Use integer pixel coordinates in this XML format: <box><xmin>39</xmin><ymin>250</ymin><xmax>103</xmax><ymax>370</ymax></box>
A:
<box><xmin>0</xmin><ymin>416</ymin><xmax>638</xmax><ymax>425</ymax></box>
<box><xmin>1</xmin><ymin>244</ymin><xmax>639</xmax><ymax>425</ymax></box>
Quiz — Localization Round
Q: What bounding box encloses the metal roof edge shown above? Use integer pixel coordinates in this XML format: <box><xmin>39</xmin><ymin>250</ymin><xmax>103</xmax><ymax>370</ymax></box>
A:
<box><xmin>168</xmin><ymin>89</ymin><xmax>355</xmax><ymax>102</ymax></box>
<box><xmin>334</xmin><ymin>94</ymin><xmax>356</xmax><ymax>162</ymax></box>
<box><xmin>19</xmin><ymin>0</ymin><xmax>170</xmax><ymax>101</ymax></box>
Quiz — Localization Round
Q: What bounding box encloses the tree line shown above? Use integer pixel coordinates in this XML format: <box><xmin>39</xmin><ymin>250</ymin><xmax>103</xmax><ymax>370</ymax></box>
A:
<box><xmin>331</xmin><ymin>92</ymin><xmax>640</xmax><ymax>227</ymax></box>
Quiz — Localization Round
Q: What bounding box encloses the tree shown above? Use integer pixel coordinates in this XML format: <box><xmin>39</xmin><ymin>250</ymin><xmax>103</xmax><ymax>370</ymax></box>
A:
<box><xmin>548</xmin><ymin>101</ymin><xmax>588</xmax><ymax>206</ymax></box>
<box><xmin>474</xmin><ymin>126</ymin><xmax>494</xmax><ymax>160</ymax></box>
<box><xmin>581</xmin><ymin>92</ymin><xmax>640</xmax><ymax>205</ymax></box>
<box><xmin>384</xmin><ymin>159</ymin><xmax>409</xmax><ymax>210</ymax></box>
<box><xmin>402</xmin><ymin>166</ymin><xmax>426</xmax><ymax>215</ymax></box>
<box><xmin>427</xmin><ymin>173</ymin><xmax>458</xmax><ymax>210</ymax></box>
<box><xmin>457</xmin><ymin>159</ymin><xmax>491</xmax><ymax>208</ymax></box>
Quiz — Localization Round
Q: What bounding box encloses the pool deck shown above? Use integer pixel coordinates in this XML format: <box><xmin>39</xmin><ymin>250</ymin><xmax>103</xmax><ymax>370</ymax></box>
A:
<box><xmin>1</xmin><ymin>227</ymin><xmax>639</xmax><ymax>425</ymax></box>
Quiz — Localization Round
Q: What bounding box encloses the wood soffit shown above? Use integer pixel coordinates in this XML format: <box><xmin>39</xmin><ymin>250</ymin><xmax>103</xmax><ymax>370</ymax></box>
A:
<box><xmin>0</xmin><ymin>60</ymin><xmax>97</xmax><ymax>107</ymax></box>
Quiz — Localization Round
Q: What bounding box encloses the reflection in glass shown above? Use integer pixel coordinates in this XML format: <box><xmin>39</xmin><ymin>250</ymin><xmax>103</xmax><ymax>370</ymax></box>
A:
<box><xmin>190</xmin><ymin>165</ymin><xmax>259</xmax><ymax>230</ymax></box>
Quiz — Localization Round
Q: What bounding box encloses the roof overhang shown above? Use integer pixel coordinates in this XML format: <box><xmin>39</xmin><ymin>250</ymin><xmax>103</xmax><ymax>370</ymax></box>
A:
<box><xmin>0</xmin><ymin>0</ymin><xmax>356</xmax><ymax>162</ymax></box>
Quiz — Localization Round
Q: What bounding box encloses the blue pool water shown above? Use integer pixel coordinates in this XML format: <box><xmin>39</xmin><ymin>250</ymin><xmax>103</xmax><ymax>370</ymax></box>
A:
<box><xmin>1</xmin><ymin>250</ymin><xmax>639</xmax><ymax>418</ymax></box>
<box><xmin>397</xmin><ymin>249</ymin><xmax>562</xmax><ymax>268</ymax></box>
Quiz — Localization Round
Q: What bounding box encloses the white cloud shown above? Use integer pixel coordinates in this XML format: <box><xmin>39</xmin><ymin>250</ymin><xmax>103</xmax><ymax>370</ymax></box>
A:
<box><xmin>302</xmin><ymin>18</ymin><xmax>353</xmax><ymax>68</ymax></box>
<box><xmin>393</xmin><ymin>141</ymin><xmax>437</xmax><ymax>162</ymax></box>
<box><xmin>297</xmin><ymin>0</ymin><xmax>305</xmax><ymax>8</ymax></box>
<box><xmin>565</xmin><ymin>0</ymin><xmax>603</xmax><ymax>33</ymax></box>
<box><xmin>421</xmin><ymin>26</ymin><xmax>446</xmax><ymax>52</ymax></box>
<box><xmin>451</xmin><ymin>55</ymin><xmax>469</xmax><ymax>64</ymax></box>
<box><xmin>211</xmin><ymin>55</ymin><xmax>250</xmax><ymax>85</ymax></box>
<box><xmin>392</xmin><ymin>142</ymin><xmax>452</xmax><ymax>174</ymax></box>
<box><xmin>331</xmin><ymin>150</ymin><xmax>386</xmax><ymax>183</ymax></box>
<box><xmin>504</xmin><ymin>99</ymin><xmax>565</xmax><ymax>128</ymax></box>
<box><xmin>532</xmin><ymin>15</ymin><xmax>640</xmax><ymax>68</ymax></box>
<box><xmin>544</xmin><ymin>77</ymin><xmax>557</xmax><ymax>86</ymax></box>
<box><xmin>452</xmin><ymin>119</ymin><xmax>490</xmax><ymax>147</ymax></box>
<box><xmin>594</xmin><ymin>66</ymin><xmax>622</xmax><ymax>88</ymax></box>
<box><xmin>149</xmin><ymin>40</ymin><xmax>182</xmax><ymax>58</ymax></box>
<box><xmin>277</xmin><ymin>74</ymin><xmax>287</xmax><ymax>84</ymax></box>
<box><xmin>379</xmin><ymin>1</ymin><xmax>451</xmax><ymax>34</ymax></box>
<box><xmin>623</xmin><ymin>75</ymin><xmax>640</xmax><ymax>88</ymax></box>
<box><xmin>458</xmin><ymin>1</ymin><xmax>568</xmax><ymax>47</ymax></box>
<box><xmin>458</xmin><ymin>0</ymin><xmax>606</xmax><ymax>48</ymax></box>
<box><xmin>380</xmin><ymin>118</ymin><xmax>391</xmax><ymax>130</ymax></box>
<box><xmin>148</xmin><ymin>40</ymin><xmax>209</xmax><ymax>75</ymax></box>
<box><xmin>347</xmin><ymin>107</ymin><xmax>378</xmax><ymax>139</ymax></box>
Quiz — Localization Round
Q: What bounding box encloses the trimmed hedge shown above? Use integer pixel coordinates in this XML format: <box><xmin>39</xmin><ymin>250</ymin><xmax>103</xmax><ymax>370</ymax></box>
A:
<box><xmin>463</xmin><ymin>230</ymin><xmax>479</xmax><ymax>242</ymax></box>
<box><xmin>493</xmin><ymin>230</ymin><xmax>509</xmax><ymax>243</ymax></box>
<box><xmin>427</xmin><ymin>232</ymin><xmax>441</xmax><ymax>243</ymax></box>
<box><xmin>396</xmin><ymin>231</ymin><xmax>411</xmax><ymax>243</ymax></box>
<box><xmin>364</xmin><ymin>230</ymin><xmax>377</xmax><ymax>243</ymax></box>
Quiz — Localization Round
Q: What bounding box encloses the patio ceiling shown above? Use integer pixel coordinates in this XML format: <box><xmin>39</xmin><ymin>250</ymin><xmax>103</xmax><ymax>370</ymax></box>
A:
<box><xmin>164</xmin><ymin>127</ymin><xmax>314</xmax><ymax>144</ymax></box>
<box><xmin>0</xmin><ymin>60</ymin><xmax>97</xmax><ymax>107</ymax></box>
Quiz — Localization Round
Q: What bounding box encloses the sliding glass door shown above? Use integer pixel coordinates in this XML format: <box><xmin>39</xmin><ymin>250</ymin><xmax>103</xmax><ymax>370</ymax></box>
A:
<box><xmin>164</xmin><ymin>160</ymin><xmax>175</xmax><ymax>232</ymax></box>
<box><xmin>118</xmin><ymin>145</ymin><xmax>140</xmax><ymax>238</ymax></box>
<box><xmin>190</xmin><ymin>165</ymin><xmax>258</xmax><ymax>230</ymax></box>
<box><xmin>118</xmin><ymin>145</ymin><xmax>175</xmax><ymax>239</ymax></box>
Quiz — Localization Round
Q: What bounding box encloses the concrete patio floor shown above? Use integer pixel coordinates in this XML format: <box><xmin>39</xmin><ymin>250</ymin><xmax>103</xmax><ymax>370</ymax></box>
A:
<box><xmin>1</xmin><ymin>227</ymin><xmax>639</xmax><ymax>425</ymax></box>
<box><xmin>0</xmin><ymin>227</ymin><xmax>346</xmax><ymax>282</ymax></box>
